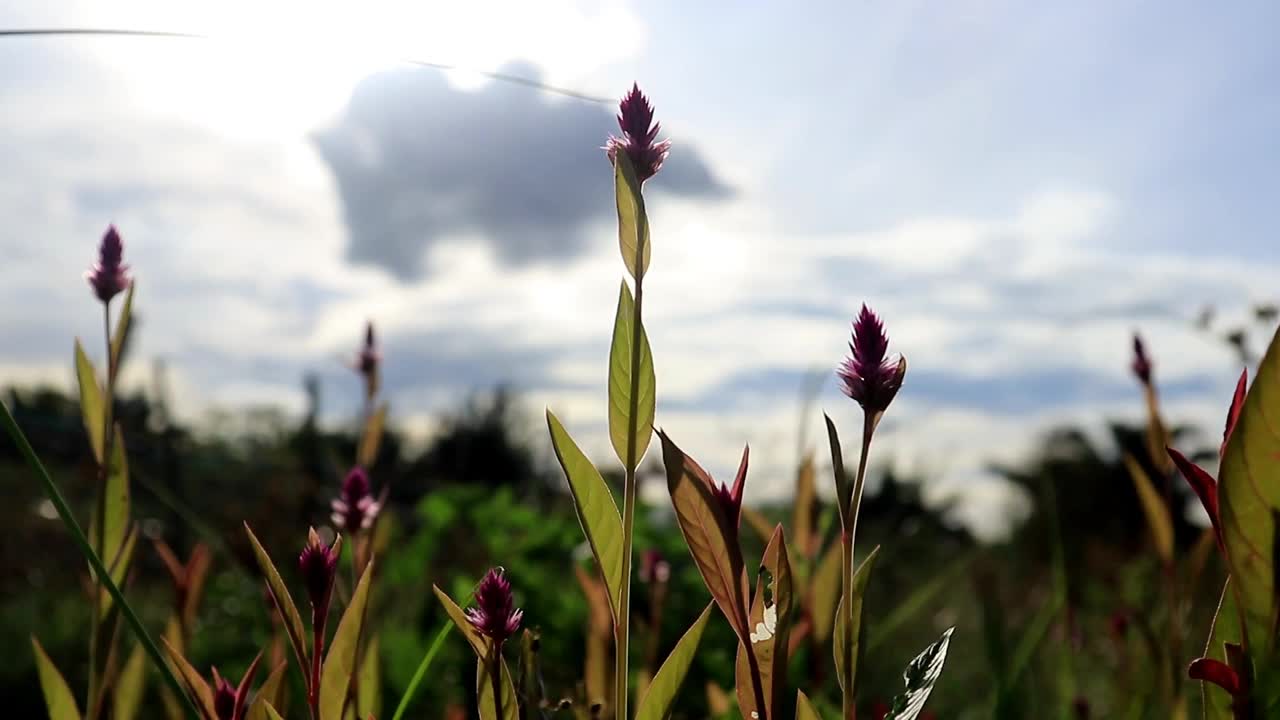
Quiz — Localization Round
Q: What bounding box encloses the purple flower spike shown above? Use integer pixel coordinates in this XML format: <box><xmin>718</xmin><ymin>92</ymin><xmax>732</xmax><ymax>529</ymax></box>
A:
<box><xmin>298</xmin><ymin>528</ymin><xmax>339</xmax><ymax>616</ymax></box>
<box><xmin>465</xmin><ymin>567</ymin><xmax>523</xmax><ymax>645</ymax></box>
<box><xmin>605</xmin><ymin>83</ymin><xmax>671</xmax><ymax>182</ymax></box>
<box><xmin>85</xmin><ymin>225</ymin><xmax>132</xmax><ymax>303</ymax></box>
<box><xmin>332</xmin><ymin>466</ymin><xmax>382</xmax><ymax>533</ymax></box>
<box><xmin>837</xmin><ymin>304</ymin><xmax>907</xmax><ymax>415</ymax></box>
<box><xmin>1131</xmin><ymin>333</ymin><xmax>1152</xmax><ymax>385</ymax></box>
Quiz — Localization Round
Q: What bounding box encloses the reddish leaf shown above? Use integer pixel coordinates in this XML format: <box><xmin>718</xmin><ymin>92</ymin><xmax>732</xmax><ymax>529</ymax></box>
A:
<box><xmin>1222</xmin><ymin>369</ymin><xmax>1248</xmax><ymax>456</ymax></box>
<box><xmin>1189</xmin><ymin>658</ymin><xmax>1241</xmax><ymax>696</ymax></box>
<box><xmin>735</xmin><ymin>525</ymin><xmax>794</xmax><ymax>720</ymax></box>
<box><xmin>1168</xmin><ymin>446</ymin><xmax>1222</xmax><ymax>552</ymax></box>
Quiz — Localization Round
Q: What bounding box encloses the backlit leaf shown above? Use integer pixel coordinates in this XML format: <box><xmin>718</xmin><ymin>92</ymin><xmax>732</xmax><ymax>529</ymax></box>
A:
<box><xmin>607</xmin><ymin>281</ymin><xmax>656</xmax><ymax>470</ymax></box>
<box><xmin>809</xmin><ymin>542</ymin><xmax>843</xmax><ymax>644</ymax></box>
<box><xmin>74</xmin><ymin>339</ymin><xmax>105</xmax><ymax>463</ymax></box>
<box><xmin>113</xmin><ymin>643</ymin><xmax>147</xmax><ymax>720</ymax></box>
<box><xmin>161</xmin><ymin>637</ymin><xmax>219</xmax><ymax>720</ymax></box>
<box><xmin>547</xmin><ymin>410</ymin><xmax>625</xmax><ymax>617</ymax></box>
<box><xmin>358</xmin><ymin>403</ymin><xmax>388</xmax><ymax>468</ymax></box>
<box><xmin>320</xmin><ymin>560</ymin><xmax>374</xmax><ymax>720</ymax></box>
<box><xmin>736</xmin><ymin>525</ymin><xmax>794</xmax><ymax>720</ymax></box>
<box><xmin>1218</xmin><ymin>325</ymin><xmax>1280</xmax><ymax>661</ymax></box>
<box><xmin>795</xmin><ymin>690</ymin><xmax>822</xmax><ymax>720</ymax></box>
<box><xmin>1123</xmin><ymin>453</ymin><xmax>1174</xmax><ymax>565</ymax></box>
<box><xmin>476</xmin><ymin>655</ymin><xmax>518</xmax><ymax>720</ymax></box>
<box><xmin>31</xmin><ymin>637</ymin><xmax>80</xmax><ymax>720</ymax></box>
<box><xmin>884</xmin><ymin>627</ymin><xmax>954</xmax><ymax>720</ymax></box>
<box><xmin>635</xmin><ymin>603</ymin><xmax>714</xmax><ymax>720</ymax></box>
<box><xmin>433</xmin><ymin>585</ymin><xmax>487</xmax><ymax>657</ymax></box>
<box><xmin>358</xmin><ymin>634</ymin><xmax>382</xmax><ymax>720</ymax></box>
<box><xmin>94</xmin><ymin>424</ymin><xmax>132</xmax><ymax>616</ymax></box>
<box><xmin>660</xmin><ymin>431</ymin><xmax>751</xmax><ymax>639</ymax></box>
<box><xmin>244</xmin><ymin>523</ymin><xmax>309</xmax><ymax>681</ymax></box>
<box><xmin>614</xmin><ymin>151</ymin><xmax>650</xmax><ymax>279</ymax></box>
<box><xmin>835</xmin><ymin>546</ymin><xmax>880</xmax><ymax>698</ymax></box>
<box><xmin>824</xmin><ymin>415</ymin><xmax>851</xmax><ymax>523</ymax></box>
<box><xmin>247</xmin><ymin>662</ymin><xmax>289</xmax><ymax>720</ymax></box>
<box><xmin>111</xmin><ymin>280</ymin><xmax>135</xmax><ymax>374</ymax></box>
<box><xmin>1201</xmin><ymin>580</ymin><xmax>1240</xmax><ymax>720</ymax></box>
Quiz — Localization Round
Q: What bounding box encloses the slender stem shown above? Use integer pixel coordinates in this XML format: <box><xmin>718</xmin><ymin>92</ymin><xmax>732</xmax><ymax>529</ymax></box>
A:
<box><xmin>840</xmin><ymin>413</ymin><xmax>875</xmax><ymax>720</ymax></box>
<box><xmin>491</xmin><ymin>642</ymin><xmax>505</xmax><ymax>720</ymax></box>
<box><xmin>309</xmin><ymin>608</ymin><xmax>326</xmax><ymax>720</ymax></box>
<box><xmin>391</xmin><ymin>622</ymin><xmax>452</xmax><ymax>720</ymax></box>
<box><xmin>88</xmin><ymin>304</ymin><xmax>117</xmax><ymax>720</ymax></box>
<box><xmin>0</xmin><ymin>400</ymin><xmax>201</xmax><ymax>719</ymax></box>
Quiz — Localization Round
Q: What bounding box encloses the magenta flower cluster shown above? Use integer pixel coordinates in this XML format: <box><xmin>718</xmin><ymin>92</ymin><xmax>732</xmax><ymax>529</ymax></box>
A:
<box><xmin>605</xmin><ymin>83</ymin><xmax>671</xmax><ymax>182</ymax></box>
<box><xmin>837</xmin><ymin>304</ymin><xmax>906</xmax><ymax>415</ymax></box>
<box><xmin>465</xmin><ymin>567</ymin><xmax>523</xmax><ymax>644</ymax></box>
<box><xmin>332</xmin><ymin>466</ymin><xmax>381</xmax><ymax>533</ymax></box>
<box><xmin>85</xmin><ymin>225</ymin><xmax>132</xmax><ymax>303</ymax></box>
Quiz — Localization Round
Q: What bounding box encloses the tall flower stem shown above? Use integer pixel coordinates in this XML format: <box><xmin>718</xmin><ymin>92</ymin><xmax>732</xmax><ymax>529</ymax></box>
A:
<box><xmin>87</xmin><ymin>303</ymin><xmax>117</xmax><ymax>720</ymax></box>
<box><xmin>309</xmin><ymin>619</ymin><xmax>324</xmax><ymax>720</ymax></box>
<box><xmin>616</xmin><ymin>253</ymin><xmax>645</xmax><ymax>720</ymax></box>
<box><xmin>839</xmin><ymin>414</ymin><xmax>875</xmax><ymax>720</ymax></box>
<box><xmin>490</xmin><ymin>642</ymin><xmax>504</xmax><ymax>720</ymax></box>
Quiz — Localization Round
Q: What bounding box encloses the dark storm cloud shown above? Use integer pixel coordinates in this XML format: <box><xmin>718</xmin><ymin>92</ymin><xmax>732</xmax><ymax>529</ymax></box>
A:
<box><xmin>312</xmin><ymin>62</ymin><xmax>732</xmax><ymax>280</ymax></box>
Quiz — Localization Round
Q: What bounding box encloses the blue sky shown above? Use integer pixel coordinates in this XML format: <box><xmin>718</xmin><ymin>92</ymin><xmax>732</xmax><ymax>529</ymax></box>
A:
<box><xmin>1</xmin><ymin>0</ymin><xmax>1277</xmax><ymax>539</ymax></box>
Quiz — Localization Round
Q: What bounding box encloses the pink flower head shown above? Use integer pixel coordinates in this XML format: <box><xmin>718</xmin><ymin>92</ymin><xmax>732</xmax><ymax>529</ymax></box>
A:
<box><xmin>332</xmin><ymin>466</ymin><xmax>382</xmax><ymax>532</ymax></box>
<box><xmin>85</xmin><ymin>225</ymin><xmax>132</xmax><ymax>303</ymax></box>
<box><xmin>1131</xmin><ymin>333</ymin><xmax>1153</xmax><ymax>385</ymax></box>
<box><xmin>837</xmin><ymin>304</ymin><xmax>907</xmax><ymax>415</ymax></box>
<box><xmin>208</xmin><ymin>654</ymin><xmax>261</xmax><ymax>720</ymax></box>
<box><xmin>465</xmin><ymin>567</ymin><xmax>523</xmax><ymax>644</ymax></box>
<box><xmin>298</xmin><ymin>528</ymin><xmax>339</xmax><ymax>616</ymax></box>
<box><xmin>605</xmin><ymin>83</ymin><xmax>671</xmax><ymax>183</ymax></box>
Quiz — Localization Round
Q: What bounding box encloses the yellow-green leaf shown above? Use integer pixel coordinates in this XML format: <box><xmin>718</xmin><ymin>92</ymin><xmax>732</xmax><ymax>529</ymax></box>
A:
<box><xmin>809</xmin><ymin>542</ymin><xmax>843</xmax><ymax>643</ymax></box>
<box><xmin>1122</xmin><ymin>454</ymin><xmax>1174</xmax><ymax>566</ymax></box>
<box><xmin>247</xmin><ymin>662</ymin><xmax>289</xmax><ymax>720</ymax></box>
<box><xmin>94</xmin><ymin>424</ymin><xmax>132</xmax><ymax>615</ymax></box>
<box><xmin>263</xmin><ymin>703</ymin><xmax>286</xmax><ymax>720</ymax></box>
<box><xmin>111</xmin><ymin>281</ymin><xmax>135</xmax><ymax>374</ymax></box>
<box><xmin>358</xmin><ymin>634</ymin><xmax>382</xmax><ymax>720</ymax></box>
<box><xmin>476</xmin><ymin>655</ymin><xmax>518</xmax><ymax>720</ymax></box>
<box><xmin>547</xmin><ymin>411</ymin><xmax>624</xmax><ymax>617</ymax></box>
<box><xmin>607</xmin><ymin>281</ymin><xmax>656</xmax><ymax>470</ymax></box>
<box><xmin>74</xmin><ymin>339</ymin><xmax>105</xmax><ymax>463</ymax></box>
<box><xmin>31</xmin><ymin>637</ymin><xmax>80</xmax><ymax>720</ymax></box>
<box><xmin>614</xmin><ymin>151</ymin><xmax>651</xmax><ymax>279</ymax></box>
<box><xmin>244</xmin><ymin>523</ymin><xmax>309</xmax><ymax>681</ymax></box>
<box><xmin>835</xmin><ymin>546</ymin><xmax>880</xmax><ymax>698</ymax></box>
<box><xmin>161</xmin><ymin>638</ymin><xmax>219</xmax><ymax>720</ymax></box>
<box><xmin>635</xmin><ymin>603</ymin><xmax>715</xmax><ymax>720</ymax></box>
<box><xmin>796</xmin><ymin>690</ymin><xmax>822</xmax><ymax>720</ymax></box>
<box><xmin>98</xmin><ymin>525</ymin><xmax>137</xmax><ymax>619</ymax></box>
<box><xmin>1201</xmin><ymin>579</ymin><xmax>1239</xmax><ymax>720</ymax></box>
<box><xmin>735</xmin><ymin>526</ymin><xmax>794</xmax><ymax>720</ymax></box>
<box><xmin>320</xmin><ymin>561</ymin><xmax>374</xmax><ymax>720</ymax></box>
<box><xmin>113</xmin><ymin>643</ymin><xmax>148</xmax><ymax>720</ymax></box>
<box><xmin>1219</xmin><ymin>325</ymin><xmax>1280</xmax><ymax>660</ymax></box>
<box><xmin>358</xmin><ymin>403</ymin><xmax>388</xmax><ymax>467</ymax></box>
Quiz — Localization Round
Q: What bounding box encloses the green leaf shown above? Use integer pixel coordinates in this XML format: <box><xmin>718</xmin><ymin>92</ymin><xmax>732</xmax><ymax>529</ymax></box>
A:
<box><xmin>1201</xmin><ymin>579</ymin><xmax>1240</xmax><ymax>720</ymax></box>
<box><xmin>244</xmin><ymin>523</ymin><xmax>309</xmax><ymax>682</ymax></box>
<box><xmin>607</xmin><ymin>281</ymin><xmax>656</xmax><ymax>470</ymax></box>
<box><xmin>94</xmin><ymin>424</ymin><xmax>133</xmax><ymax>616</ymax></box>
<box><xmin>391</xmin><ymin>623</ymin><xmax>452</xmax><ymax>720</ymax></box>
<box><xmin>795</xmin><ymin>690</ymin><xmax>822</xmax><ymax>720</ymax></box>
<box><xmin>263</xmin><ymin>703</ymin><xmax>286</xmax><ymax>720</ymax></box>
<box><xmin>433</xmin><ymin>585</ymin><xmax>488</xmax><ymax>656</ymax></box>
<box><xmin>1219</xmin><ymin>325</ymin><xmax>1280</xmax><ymax>661</ymax></box>
<box><xmin>113</xmin><ymin>643</ymin><xmax>148</xmax><ymax>720</ymax></box>
<box><xmin>546</xmin><ymin>410</ymin><xmax>625</xmax><ymax>617</ymax></box>
<box><xmin>835</xmin><ymin>546</ymin><xmax>880</xmax><ymax>698</ymax></box>
<box><xmin>31</xmin><ymin>637</ymin><xmax>81</xmax><ymax>720</ymax></box>
<box><xmin>635</xmin><ymin>603</ymin><xmax>715</xmax><ymax>720</ymax></box>
<box><xmin>1123</xmin><ymin>453</ymin><xmax>1174</xmax><ymax>565</ymax></box>
<box><xmin>358</xmin><ymin>403</ymin><xmax>388</xmax><ymax>467</ymax></box>
<box><xmin>884</xmin><ymin>627</ymin><xmax>954</xmax><ymax>720</ymax></box>
<box><xmin>358</xmin><ymin>634</ymin><xmax>382</xmax><ymax>720</ymax></box>
<box><xmin>111</xmin><ymin>280</ymin><xmax>135</xmax><ymax>374</ymax></box>
<box><xmin>614</xmin><ymin>151</ymin><xmax>650</xmax><ymax>279</ymax></box>
<box><xmin>98</xmin><ymin>525</ymin><xmax>137</xmax><ymax>619</ymax></box>
<box><xmin>247</xmin><ymin>662</ymin><xmax>289</xmax><ymax>720</ymax></box>
<box><xmin>74</xmin><ymin>339</ymin><xmax>105</xmax><ymax>463</ymax></box>
<box><xmin>823</xmin><ymin>415</ymin><xmax>851</xmax><ymax>522</ymax></box>
<box><xmin>660</xmin><ymin>431</ymin><xmax>751</xmax><ymax>640</ymax></box>
<box><xmin>320</xmin><ymin>560</ymin><xmax>374</xmax><ymax>720</ymax></box>
<box><xmin>735</xmin><ymin>526</ymin><xmax>794</xmax><ymax>720</ymax></box>
<box><xmin>476</xmin><ymin>655</ymin><xmax>518</xmax><ymax>720</ymax></box>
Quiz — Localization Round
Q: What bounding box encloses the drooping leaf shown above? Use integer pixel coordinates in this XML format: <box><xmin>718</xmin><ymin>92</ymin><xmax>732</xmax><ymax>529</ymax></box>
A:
<box><xmin>884</xmin><ymin>627</ymin><xmax>954</xmax><ymax>720</ymax></box>
<box><xmin>614</xmin><ymin>150</ymin><xmax>650</xmax><ymax>279</ymax></box>
<box><xmin>660</xmin><ymin>431</ymin><xmax>751</xmax><ymax>639</ymax></box>
<box><xmin>247</xmin><ymin>662</ymin><xmax>289</xmax><ymax>720</ymax></box>
<box><xmin>1201</xmin><ymin>579</ymin><xmax>1240</xmax><ymax>720</ymax></box>
<box><xmin>1123</xmin><ymin>453</ymin><xmax>1174</xmax><ymax>565</ymax></box>
<box><xmin>244</xmin><ymin>523</ymin><xmax>309</xmax><ymax>681</ymax></box>
<box><xmin>823</xmin><ymin>415</ymin><xmax>851</xmax><ymax>523</ymax></box>
<box><xmin>31</xmin><ymin>637</ymin><xmax>81</xmax><ymax>720</ymax></box>
<box><xmin>358</xmin><ymin>403</ymin><xmax>388</xmax><ymax>468</ymax></box>
<box><xmin>111</xmin><ymin>280</ymin><xmax>135</xmax><ymax>374</ymax></box>
<box><xmin>114</xmin><ymin>642</ymin><xmax>148</xmax><ymax>720</ymax></box>
<box><xmin>161</xmin><ymin>637</ymin><xmax>219</xmax><ymax>720</ymax></box>
<box><xmin>809</xmin><ymin>542</ymin><xmax>843</xmax><ymax>644</ymax></box>
<box><xmin>476</xmin><ymin>655</ymin><xmax>519</xmax><ymax>720</ymax></box>
<box><xmin>74</xmin><ymin>339</ymin><xmax>105</xmax><ymax>463</ymax></box>
<box><xmin>735</xmin><ymin>526</ymin><xmax>794</xmax><ymax>720</ymax></box>
<box><xmin>1218</xmin><ymin>325</ymin><xmax>1280</xmax><ymax>660</ymax></box>
<box><xmin>547</xmin><ymin>411</ymin><xmax>625</xmax><ymax>617</ymax></box>
<box><xmin>319</xmin><ymin>560</ymin><xmax>374</xmax><ymax>720</ymax></box>
<box><xmin>634</xmin><ymin>603</ymin><xmax>714</xmax><ymax>720</ymax></box>
<box><xmin>795</xmin><ymin>690</ymin><xmax>822</xmax><ymax>720</ymax></box>
<box><xmin>358</xmin><ymin>634</ymin><xmax>382</xmax><ymax>720</ymax></box>
<box><xmin>607</xmin><ymin>281</ymin><xmax>656</xmax><ymax>470</ymax></box>
<box><xmin>834</xmin><ymin>546</ymin><xmax>880</xmax><ymax>698</ymax></box>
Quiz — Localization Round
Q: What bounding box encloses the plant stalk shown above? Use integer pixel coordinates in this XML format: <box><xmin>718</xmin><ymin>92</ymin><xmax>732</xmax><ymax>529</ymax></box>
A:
<box><xmin>491</xmin><ymin>642</ymin><xmax>505</xmax><ymax>720</ymax></box>
<box><xmin>839</xmin><ymin>413</ymin><xmax>875</xmax><ymax>720</ymax></box>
